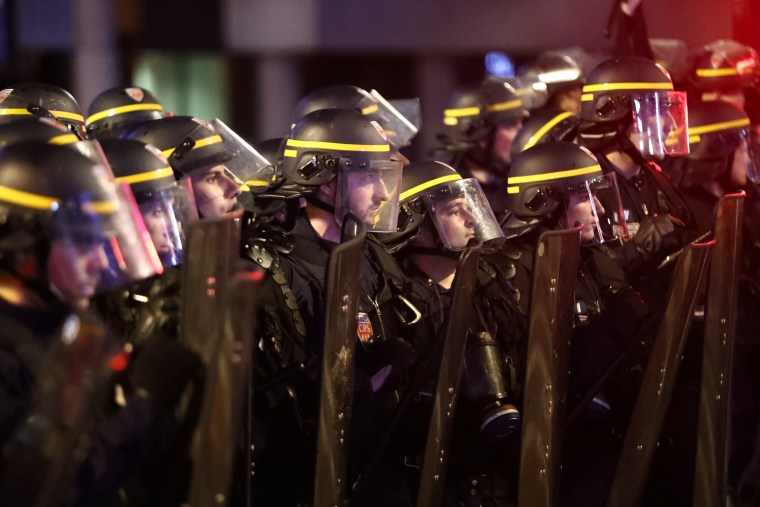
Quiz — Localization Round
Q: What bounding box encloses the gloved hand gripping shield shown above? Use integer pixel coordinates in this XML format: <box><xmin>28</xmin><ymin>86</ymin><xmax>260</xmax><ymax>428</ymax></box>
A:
<box><xmin>335</xmin><ymin>157</ymin><xmax>403</xmax><ymax>232</ymax></box>
<box><xmin>628</xmin><ymin>90</ymin><xmax>689</xmax><ymax>158</ymax></box>
<box><xmin>422</xmin><ymin>177</ymin><xmax>505</xmax><ymax>251</ymax></box>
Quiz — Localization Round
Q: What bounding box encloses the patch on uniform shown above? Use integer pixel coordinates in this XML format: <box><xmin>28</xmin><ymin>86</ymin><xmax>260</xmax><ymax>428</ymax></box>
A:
<box><xmin>356</xmin><ymin>312</ymin><xmax>374</xmax><ymax>343</ymax></box>
<box><xmin>0</xmin><ymin>88</ymin><xmax>12</xmax><ymax>104</ymax></box>
<box><xmin>125</xmin><ymin>87</ymin><xmax>145</xmax><ymax>102</ymax></box>
<box><xmin>369</xmin><ymin>120</ymin><xmax>388</xmax><ymax>142</ymax></box>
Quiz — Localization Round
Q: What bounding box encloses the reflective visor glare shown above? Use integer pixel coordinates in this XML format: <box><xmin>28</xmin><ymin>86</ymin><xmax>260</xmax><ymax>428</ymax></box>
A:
<box><xmin>335</xmin><ymin>160</ymin><xmax>403</xmax><ymax>233</ymax></box>
<box><xmin>424</xmin><ymin>178</ymin><xmax>504</xmax><ymax>251</ymax></box>
<box><xmin>630</xmin><ymin>91</ymin><xmax>689</xmax><ymax>158</ymax></box>
<box><xmin>565</xmin><ymin>172</ymin><xmax>627</xmax><ymax>244</ymax></box>
<box><xmin>137</xmin><ymin>182</ymin><xmax>198</xmax><ymax>267</ymax></box>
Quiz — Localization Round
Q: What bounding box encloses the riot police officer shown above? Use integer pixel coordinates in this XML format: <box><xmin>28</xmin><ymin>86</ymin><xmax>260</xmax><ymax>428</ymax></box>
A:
<box><xmin>517</xmin><ymin>49</ymin><xmax>589</xmax><ymax>115</ymax></box>
<box><xmin>578</xmin><ymin>56</ymin><xmax>698</xmax><ymax>294</ymax></box>
<box><xmin>435</xmin><ymin>77</ymin><xmax>530</xmax><ymax>219</ymax></box>
<box><xmin>250</xmin><ymin>108</ymin><xmax>422</xmax><ymax>506</ymax></box>
<box><xmin>122</xmin><ymin>116</ymin><xmax>268</xmax><ymax>218</ymax></box>
<box><xmin>503</xmin><ymin>141</ymin><xmax>650</xmax><ymax>506</ymax></box>
<box><xmin>385</xmin><ymin>160</ymin><xmax>525</xmax><ymax>505</ymax></box>
<box><xmin>0</xmin><ymin>141</ymin><xmax>201</xmax><ymax>506</ymax></box>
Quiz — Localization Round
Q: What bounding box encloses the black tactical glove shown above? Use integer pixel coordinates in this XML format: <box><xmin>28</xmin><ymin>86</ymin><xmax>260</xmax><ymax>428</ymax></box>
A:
<box><xmin>633</xmin><ymin>214</ymin><xmax>685</xmax><ymax>264</ymax></box>
<box><xmin>130</xmin><ymin>331</ymin><xmax>203</xmax><ymax>409</ymax></box>
<box><xmin>131</xmin><ymin>268</ymin><xmax>181</xmax><ymax>347</ymax></box>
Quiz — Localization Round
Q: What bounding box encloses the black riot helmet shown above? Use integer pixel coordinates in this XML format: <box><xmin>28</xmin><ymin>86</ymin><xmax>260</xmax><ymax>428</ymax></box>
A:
<box><xmin>384</xmin><ymin>160</ymin><xmax>504</xmax><ymax>253</ymax></box>
<box><xmin>578</xmin><ymin>56</ymin><xmax>689</xmax><ymax>158</ymax></box>
<box><xmin>292</xmin><ymin>85</ymin><xmax>378</xmax><ymax>125</ymax></box>
<box><xmin>86</xmin><ymin>86</ymin><xmax>169</xmax><ymax>140</ymax></box>
<box><xmin>280</xmin><ymin>108</ymin><xmax>403</xmax><ymax>232</ymax></box>
<box><xmin>504</xmin><ymin>141</ymin><xmax>625</xmax><ymax>243</ymax></box>
<box><xmin>511</xmin><ymin>108</ymin><xmax>581</xmax><ymax>159</ymax></box>
<box><xmin>677</xmin><ymin>99</ymin><xmax>760</xmax><ymax>188</ymax></box>
<box><xmin>0</xmin><ymin>116</ymin><xmax>81</xmax><ymax>149</ymax></box>
<box><xmin>442</xmin><ymin>77</ymin><xmax>529</xmax><ymax>145</ymax></box>
<box><xmin>517</xmin><ymin>49</ymin><xmax>586</xmax><ymax>112</ymax></box>
<box><xmin>0</xmin><ymin>141</ymin><xmax>162</xmax><ymax>301</ymax></box>
<box><xmin>101</xmin><ymin>138</ymin><xmax>199</xmax><ymax>267</ymax></box>
<box><xmin>122</xmin><ymin>116</ymin><xmax>232</xmax><ymax>177</ymax></box>
<box><xmin>292</xmin><ymin>84</ymin><xmax>420</xmax><ymax>150</ymax></box>
<box><xmin>0</xmin><ymin>83</ymin><xmax>87</xmax><ymax>139</ymax></box>
<box><xmin>688</xmin><ymin>39</ymin><xmax>760</xmax><ymax>93</ymax></box>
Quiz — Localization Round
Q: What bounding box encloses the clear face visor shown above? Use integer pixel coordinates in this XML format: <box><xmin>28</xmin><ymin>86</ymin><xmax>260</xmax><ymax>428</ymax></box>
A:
<box><xmin>210</xmin><ymin>119</ymin><xmax>277</xmax><ymax>208</ymax></box>
<box><xmin>369</xmin><ymin>90</ymin><xmax>421</xmax><ymax>149</ymax></box>
<box><xmin>136</xmin><ymin>178</ymin><xmax>199</xmax><ymax>268</ymax></box>
<box><xmin>562</xmin><ymin>172</ymin><xmax>628</xmax><ymax>244</ymax></box>
<box><xmin>629</xmin><ymin>90</ymin><xmax>689</xmax><ymax>158</ymax></box>
<box><xmin>424</xmin><ymin>178</ymin><xmax>505</xmax><ymax>251</ymax></box>
<box><xmin>51</xmin><ymin>177</ymin><xmax>163</xmax><ymax>302</ymax></box>
<box><xmin>335</xmin><ymin>158</ymin><xmax>403</xmax><ymax>233</ymax></box>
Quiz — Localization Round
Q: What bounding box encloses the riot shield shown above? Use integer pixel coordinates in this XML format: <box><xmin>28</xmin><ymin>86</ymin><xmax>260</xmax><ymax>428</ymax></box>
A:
<box><xmin>606</xmin><ymin>241</ymin><xmax>713</xmax><ymax>507</ymax></box>
<box><xmin>313</xmin><ymin>213</ymin><xmax>367</xmax><ymax>507</ymax></box>
<box><xmin>0</xmin><ymin>310</ymin><xmax>120</xmax><ymax>507</ymax></box>
<box><xmin>179</xmin><ymin>210</ymin><xmax>246</xmax><ymax>506</ymax></box>
<box><xmin>186</xmin><ymin>270</ymin><xmax>261</xmax><ymax>507</ymax></box>
<box><xmin>693</xmin><ymin>192</ymin><xmax>745</xmax><ymax>507</ymax></box>
<box><xmin>416</xmin><ymin>244</ymin><xmax>482</xmax><ymax>507</ymax></box>
<box><xmin>517</xmin><ymin>227</ymin><xmax>582</xmax><ymax>507</ymax></box>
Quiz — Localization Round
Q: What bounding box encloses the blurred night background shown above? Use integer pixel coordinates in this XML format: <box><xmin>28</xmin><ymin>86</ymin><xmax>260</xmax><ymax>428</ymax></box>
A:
<box><xmin>1</xmin><ymin>0</ymin><xmax>759</xmax><ymax>159</ymax></box>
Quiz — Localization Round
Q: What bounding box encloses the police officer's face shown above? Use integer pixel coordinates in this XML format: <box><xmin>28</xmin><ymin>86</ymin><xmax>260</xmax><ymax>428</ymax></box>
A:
<box><xmin>491</xmin><ymin>121</ymin><xmax>523</xmax><ymax>167</ymax></box>
<box><xmin>139</xmin><ymin>199</ymin><xmax>177</xmax><ymax>256</ymax></box>
<box><xmin>190</xmin><ymin>164</ymin><xmax>241</xmax><ymax>218</ymax></box>
<box><xmin>346</xmin><ymin>169</ymin><xmax>390</xmax><ymax>226</ymax></box>
<box><xmin>564</xmin><ymin>191</ymin><xmax>605</xmax><ymax>243</ymax></box>
<box><xmin>436</xmin><ymin>196</ymin><xmax>477</xmax><ymax>249</ymax></box>
<box><xmin>47</xmin><ymin>238</ymin><xmax>109</xmax><ymax>307</ymax></box>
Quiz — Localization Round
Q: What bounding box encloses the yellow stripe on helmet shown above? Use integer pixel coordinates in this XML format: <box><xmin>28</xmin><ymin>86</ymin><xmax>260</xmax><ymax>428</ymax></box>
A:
<box><xmin>582</xmin><ymin>82</ymin><xmax>674</xmax><ymax>93</ymax></box>
<box><xmin>49</xmin><ymin>110</ymin><xmax>85</xmax><ymax>122</ymax></box>
<box><xmin>115</xmin><ymin>167</ymin><xmax>175</xmax><ymax>186</ymax></box>
<box><xmin>85</xmin><ymin>103</ymin><xmax>164</xmax><ymax>126</ymax></box>
<box><xmin>696</xmin><ymin>68</ymin><xmax>739</xmax><ymax>77</ymax></box>
<box><xmin>0</xmin><ymin>184</ymin><xmax>58</xmax><ymax>210</ymax></box>
<box><xmin>48</xmin><ymin>133</ymin><xmax>80</xmax><ymax>145</ymax></box>
<box><xmin>486</xmin><ymin>99</ymin><xmax>523</xmax><ymax>113</ymax></box>
<box><xmin>521</xmin><ymin>111</ymin><xmax>574</xmax><ymax>152</ymax></box>
<box><xmin>0</xmin><ymin>108</ymin><xmax>33</xmax><ymax>117</ymax></box>
<box><xmin>399</xmin><ymin>173</ymin><xmax>462</xmax><ymax>201</ymax></box>
<box><xmin>361</xmin><ymin>104</ymin><xmax>380</xmax><ymax>115</ymax></box>
<box><xmin>507</xmin><ymin>186</ymin><xmax>520</xmax><ymax>194</ymax></box>
<box><xmin>507</xmin><ymin>164</ymin><xmax>602</xmax><ymax>185</ymax></box>
<box><xmin>285</xmin><ymin>138</ymin><xmax>390</xmax><ymax>153</ymax></box>
<box><xmin>689</xmin><ymin>118</ymin><xmax>750</xmax><ymax>136</ymax></box>
<box><xmin>444</xmin><ymin>106</ymin><xmax>481</xmax><ymax>118</ymax></box>
<box><xmin>162</xmin><ymin>134</ymin><xmax>223</xmax><ymax>158</ymax></box>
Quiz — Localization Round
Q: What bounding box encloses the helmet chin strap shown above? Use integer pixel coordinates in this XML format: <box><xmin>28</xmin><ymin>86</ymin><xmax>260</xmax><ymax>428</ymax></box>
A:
<box><xmin>304</xmin><ymin>193</ymin><xmax>336</xmax><ymax>215</ymax></box>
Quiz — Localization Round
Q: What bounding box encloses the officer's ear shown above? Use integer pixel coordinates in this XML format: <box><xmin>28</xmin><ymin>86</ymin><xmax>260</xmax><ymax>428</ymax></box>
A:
<box><xmin>316</xmin><ymin>179</ymin><xmax>337</xmax><ymax>202</ymax></box>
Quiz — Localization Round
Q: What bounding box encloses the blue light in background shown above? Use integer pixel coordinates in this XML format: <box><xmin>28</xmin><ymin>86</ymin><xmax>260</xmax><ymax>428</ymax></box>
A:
<box><xmin>485</xmin><ymin>51</ymin><xmax>515</xmax><ymax>78</ymax></box>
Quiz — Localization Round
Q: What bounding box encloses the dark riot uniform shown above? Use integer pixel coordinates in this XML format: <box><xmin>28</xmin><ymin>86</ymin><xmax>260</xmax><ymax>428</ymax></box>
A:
<box><xmin>394</xmin><ymin>242</ymin><xmax>528</xmax><ymax>507</ymax></box>
<box><xmin>251</xmin><ymin>210</ymin><xmax>423</xmax><ymax>507</ymax></box>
